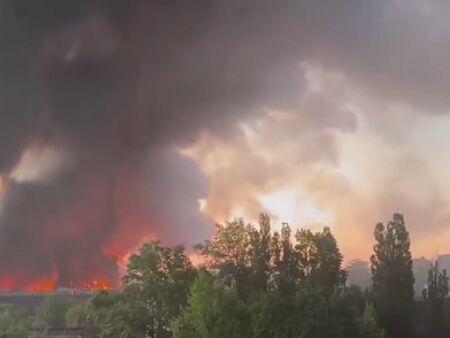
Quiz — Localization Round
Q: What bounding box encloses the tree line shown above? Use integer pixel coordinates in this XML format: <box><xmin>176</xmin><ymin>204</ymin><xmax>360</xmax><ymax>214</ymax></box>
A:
<box><xmin>0</xmin><ymin>213</ymin><xmax>449</xmax><ymax>338</ymax></box>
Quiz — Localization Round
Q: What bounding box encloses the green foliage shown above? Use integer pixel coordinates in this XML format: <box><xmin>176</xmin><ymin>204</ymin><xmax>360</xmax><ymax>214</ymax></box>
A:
<box><xmin>65</xmin><ymin>301</ymin><xmax>88</xmax><ymax>327</ymax></box>
<box><xmin>8</xmin><ymin>213</ymin><xmax>429</xmax><ymax>338</ymax></box>
<box><xmin>250</xmin><ymin>214</ymin><xmax>272</xmax><ymax>293</ymax></box>
<box><xmin>272</xmin><ymin>224</ymin><xmax>300</xmax><ymax>295</ymax></box>
<box><xmin>295</xmin><ymin>288</ymin><xmax>358</xmax><ymax>338</ymax></box>
<box><xmin>172</xmin><ymin>272</ymin><xmax>250</xmax><ymax>338</ymax></box>
<box><xmin>357</xmin><ymin>302</ymin><xmax>384</xmax><ymax>338</ymax></box>
<box><xmin>371</xmin><ymin>213</ymin><xmax>415</xmax><ymax>338</ymax></box>
<box><xmin>252</xmin><ymin>288</ymin><xmax>358</xmax><ymax>338</ymax></box>
<box><xmin>250</xmin><ymin>292</ymin><xmax>299</xmax><ymax>338</ymax></box>
<box><xmin>88</xmin><ymin>290</ymin><xmax>122</xmax><ymax>328</ymax></box>
<box><xmin>198</xmin><ymin>219</ymin><xmax>255</xmax><ymax>298</ymax></box>
<box><xmin>87</xmin><ymin>291</ymin><xmax>138</xmax><ymax>338</ymax></box>
<box><xmin>342</xmin><ymin>285</ymin><xmax>367</xmax><ymax>319</ymax></box>
<box><xmin>195</xmin><ymin>215</ymin><xmax>354</xmax><ymax>338</ymax></box>
<box><xmin>0</xmin><ymin>304</ymin><xmax>31</xmax><ymax>338</ymax></box>
<box><xmin>37</xmin><ymin>293</ymin><xmax>75</xmax><ymax>327</ymax></box>
<box><xmin>295</xmin><ymin>227</ymin><xmax>347</xmax><ymax>291</ymax></box>
<box><xmin>98</xmin><ymin>299</ymin><xmax>146</xmax><ymax>338</ymax></box>
<box><xmin>200</xmin><ymin>215</ymin><xmax>346</xmax><ymax>299</ymax></box>
<box><xmin>94</xmin><ymin>242</ymin><xmax>196</xmax><ymax>338</ymax></box>
<box><xmin>422</xmin><ymin>260</ymin><xmax>449</xmax><ymax>334</ymax></box>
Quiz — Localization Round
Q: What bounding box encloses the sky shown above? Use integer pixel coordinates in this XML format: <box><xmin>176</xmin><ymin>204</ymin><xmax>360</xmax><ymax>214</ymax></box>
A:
<box><xmin>183</xmin><ymin>62</ymin><xmax>450</xmax><ymax>260</ymax></box>
<box><xmin>0</xmin><ymin>0</ymin><xmax>450</xmax><ymax>287</ymax></box>
<box><xmin>179</xmin><ymin>0</ymin><xmax>450</xmax><ymax>260</ymax></box>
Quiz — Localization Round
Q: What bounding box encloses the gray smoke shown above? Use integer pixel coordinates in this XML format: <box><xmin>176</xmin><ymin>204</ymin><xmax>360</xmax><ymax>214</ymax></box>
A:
<box><xmin>0</xmin><ymin>0</ymin><xmax>449</xmax><ymax>288</ymax></box>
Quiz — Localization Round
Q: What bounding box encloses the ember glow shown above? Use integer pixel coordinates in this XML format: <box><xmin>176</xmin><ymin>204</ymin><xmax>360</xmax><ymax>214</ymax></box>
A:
<box><xmin>0</xmin><ymin>271</ymin><xmax>114</xmax><ymax>292</ymax></box>
<box><xmin>82</xmin><ymin>278</ymin><xmax>113</xmax><ymax>291</ymax></box>
<box><xmin>24</xmin><ymin>276</ymin><xmax>57</xmax><ymax>293</ymax></box>
<box><xmin>0</xmin><ymin>269</ymin><xmax>58</xmax><ymax>292</ymax></box>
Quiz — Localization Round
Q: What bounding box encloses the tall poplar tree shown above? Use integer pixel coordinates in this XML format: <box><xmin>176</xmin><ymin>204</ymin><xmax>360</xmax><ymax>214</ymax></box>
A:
<box><xmin>370</xmin><ymin>213</ymin><xmax>414</xmax><ymax>338</ymax></box>
<box><xmin>422</xmin><ymin>260</ymin><xmax>449</xmax><ymax>336</ymax></box>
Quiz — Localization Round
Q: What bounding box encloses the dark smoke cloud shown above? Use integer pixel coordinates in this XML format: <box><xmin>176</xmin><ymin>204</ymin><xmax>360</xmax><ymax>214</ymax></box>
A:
<box><xmin>0</xmin><ymin>0</ymin><xmax>449</xmax><ymax>287</ymax></box>
<box><xmin>0</xmin><ymin>0</ymin><xmax>312</xmax><ymax>287</ymax></box>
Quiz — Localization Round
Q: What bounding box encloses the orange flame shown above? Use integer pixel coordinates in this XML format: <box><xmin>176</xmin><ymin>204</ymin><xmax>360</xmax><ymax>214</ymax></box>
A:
<box><xmin>25</xmin><ymin>279</ymin><xmax>57</xmax><ymax>292</ymax></box>
<box><xmin>0</xmin><ymin>268</ymin><xmax>117</xmax><ymax>292</ymax></box>
<box><xmin>24</xmin><ymin>268</ymin><xmax>58</xmax><ymax>292</ymax></box>
<box><xmin>84</xmin><ymin>278</ymin><xmax>112</xmax><ymax>291</ymax></box>
<box><xmin>0</xmin><ymin>278</ymin><xmax>16</xmax><ymax>292</ymax></box>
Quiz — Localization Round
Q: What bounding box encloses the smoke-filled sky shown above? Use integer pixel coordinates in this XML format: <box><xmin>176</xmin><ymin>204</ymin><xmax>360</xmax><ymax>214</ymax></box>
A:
<box><xmin>1</xmin><ymin>0</ymin><xmax>450</xmax><ymax>288</ymax></box>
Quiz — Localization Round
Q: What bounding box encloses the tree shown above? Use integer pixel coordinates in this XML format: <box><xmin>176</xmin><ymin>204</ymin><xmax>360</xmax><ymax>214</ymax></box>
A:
<box><xmin>0</xmin><ymin>304</ymin><xmax>31</xmax><ymax>338</ymax></box>
<box><xmin>294</xmin><ymin>288</ymin><xmax>357</xmax><ymax>338</ymax></box>
<box><xmin>90</xmin><ymin>243</ymin><xmax>196</xmax><ymax>338</ymax></box>
<box><xmin>272</xmin><ymin>224</ymin><xmax>300</xmax><ymax>295</ymax></box>
<box><xmin>250</xmin><ymin>214</ymin><xmax>272</xmax><ymax>293</ymax></box>
<box><xmin>198</xmin><ymin>218</ymin><xmax>254</xmax><ymax>299</ymax></box>
<box><xmin>422</xmin><ymin>260</ymin><xmax>449</xmax><ymax>335</ymax></box>
<box><xmin>357</xmin><ymin>302</ymin><xmax>384</xmax><ymax>338</ymax></box>
<box><xmin>87</xmin><ymin>290</ymin><xmax>135</xmax><ymax>338</ymax></box>
<box><xmin>295</xmin><ymin>227</ymin><xmax>346</xmax><ymax>291</ymax></box>
<box><xmin>252</xmin><ymin>287</ymin><xmax>358</xmax><ymax>338</ymax></box>
<box><xmin>85</xmin><ymin>213</ymin><xmax>420</xmax><ymax>338</ymax></box>
<box><xmin>251</xmin><ymin>292</ymin><xmax>300</xmax><ymax>338</ymax></box>
<box><xmin>171</xmin><ymin>272</ymin><xmax>250</xmax><ymax>338</ymax></box>
<box><xmin>97</xmin><ymin>299</ymin><xmax>146</xmax><ymax>338</ymax></box>
<box><xmin>37</xmin><ymin>293</ymin><xmax>74</xmax><ymax>327</ymax></box>
<box><xmin>66</xmin><ymin>302</ymin><xmax>89</xmax><ymax>327</ymax></box>
<box><xmin>342</xmin><ymin>285</ymin><xmax>367</xmax><ymax>319</ymax></box>
<box><xmin>87</xmin><ymin>290</ymin><xmax>122</xmax><ymax>331</ymax></box>
<box><xmin>371</xmin><ymin>213</ymin><xmax>415</xmax><ymax>338</ymax></box>
<box><xmin>121</xmin><ymin>242</ymin><xmax>196</xmax><ymax>338</ymax></box>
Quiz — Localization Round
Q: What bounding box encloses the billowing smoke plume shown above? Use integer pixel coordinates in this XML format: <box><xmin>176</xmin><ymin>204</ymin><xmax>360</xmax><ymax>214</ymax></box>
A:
<box><xmin>1</xmin><ymin>0</ymin><xmax>450</xmax><ymax>289</ymax></box>
<box><xmin>0</xmin><ymin>0</ymin><xmax>319</xmax><ymax>289</ymax></box>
